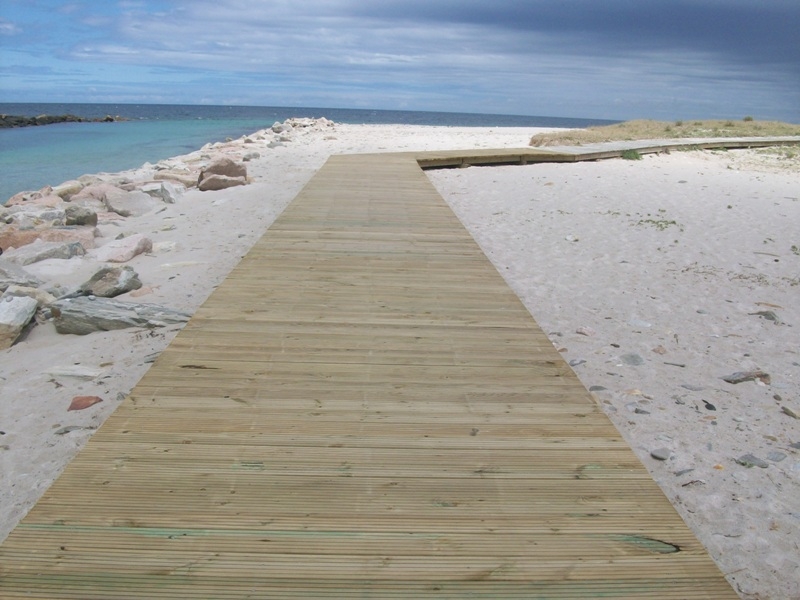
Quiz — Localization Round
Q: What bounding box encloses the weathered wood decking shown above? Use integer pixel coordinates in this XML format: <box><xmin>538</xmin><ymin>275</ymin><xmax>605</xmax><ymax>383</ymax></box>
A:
<box><xmin>0</xmin><ymin>148</ymin><xmax>744</xmax><ymax>598</ymax></box>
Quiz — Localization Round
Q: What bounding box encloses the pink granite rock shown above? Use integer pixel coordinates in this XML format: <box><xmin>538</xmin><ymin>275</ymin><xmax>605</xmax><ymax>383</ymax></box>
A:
<box><xmin>89</xmin><ymin>233</ymin><xmax>152</xmax><ymax>263</ymax></box>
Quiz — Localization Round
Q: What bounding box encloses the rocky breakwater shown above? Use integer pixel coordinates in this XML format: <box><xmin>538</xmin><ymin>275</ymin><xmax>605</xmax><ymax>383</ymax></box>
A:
<box><xmin>0</xmin><ymin>114</ymin><xmax>122</xmax><ymax>128</ymax></box>
<box><xmin>0</xmin><ymin>116</ymin><xmax>335</xmax><ymax>350</ymax></box>
<box><xmin>0</xmin><ymin>155</ymin><xmax>251</xmax><ymax>348</ymax></box>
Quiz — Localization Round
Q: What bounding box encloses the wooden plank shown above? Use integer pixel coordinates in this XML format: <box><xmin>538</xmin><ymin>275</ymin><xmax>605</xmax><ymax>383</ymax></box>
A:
<box><xmin>0</xmin><ymin>151</ymin><xmax>737</xmax><ymax>597</ymax></box>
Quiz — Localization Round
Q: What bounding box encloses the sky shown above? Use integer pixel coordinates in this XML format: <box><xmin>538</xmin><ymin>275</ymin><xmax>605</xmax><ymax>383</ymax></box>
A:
<box><xmin>1</xmin><ymin>1</ymin><xmax>799</xmax><ymax>122</ymax></box>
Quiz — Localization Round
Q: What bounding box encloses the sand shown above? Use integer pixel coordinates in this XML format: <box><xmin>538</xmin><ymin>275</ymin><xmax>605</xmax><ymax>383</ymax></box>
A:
<box><xmin>1</xmin><ymin>122</ymin><xmax>798</xmax><ymax>599</ymax></box>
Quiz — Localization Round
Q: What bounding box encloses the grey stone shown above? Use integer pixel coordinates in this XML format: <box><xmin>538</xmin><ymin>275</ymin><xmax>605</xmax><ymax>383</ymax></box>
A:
<box><xmin>621</xmin><ymin>353</ymin><xmax>645</xmax><ymax>366</ymax></box>
<box><xmin>680</xmin><ymin>384</ymin><xmax>705</xmax><ymax>391</ymax></box>
<box><xmin>64</xmin><ymin>204</ymin><xmax>98</xmax><ymax>226</ymax></box>
<box><xmin>767</xmin><ymin>451</ymin><xmax>787</xmax><ymax>463</ymax></box>
<box><xmin>2</xmin><ymin>240</ymin><xmax>85</xmax><ymax>266</ymax></box>
<box><xmin>736</xmin><ymin>453</ymin><xmax>769</xmax><ymax>468</ymax></box>
<box><xmin>651</xmin><ymin>448</ymin><xmax>672</xmax><ymax>461</ymax></box>
<box><xmin>0</xmin><ymin>258</ymin><xmax>43</xmax><ymax>292</ymax></box>
<box><xmin>0</xmin><ymin>295</ymin><xmax>38</xmax><ymax>349</ymax></box>
<box><xmin>51</xmin><ymin>296</ymin><xmax>190</xmax><ymax>335</ymax></box>
<box><xmin>5</xmin><ymin>207</ymin><xmax>66</xmax><ymax>228</ymax></box>
<box><xmin>78</xmin><ymin>266</ymin><xmax>143</xmax><ymax>298</ymax></box>
<box><xmin>104</xmin><ymin>188</ymin><xmax>162</xmax><ymax>217</ymax></box>
<box><xmin>139</xmin><ymin>181</ymin><xmax>184</xmax><ymax>204</ymax></box>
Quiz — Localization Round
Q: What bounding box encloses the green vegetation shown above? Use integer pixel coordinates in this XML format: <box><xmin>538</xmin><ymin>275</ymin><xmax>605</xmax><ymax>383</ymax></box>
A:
<box><xmin>529</xmin><ymin>118</ymin><xmax>800</xmax><ymax>147</ymax></box>
<box><xmin>621</xmin><ymin>149</ymin><xmax>642</xmax><ymax>160</ymax></box>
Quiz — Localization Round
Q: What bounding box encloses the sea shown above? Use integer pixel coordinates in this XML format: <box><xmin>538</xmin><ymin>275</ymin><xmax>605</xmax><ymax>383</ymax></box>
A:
<box><xmin>0</xmin><ymin>103</ymin><xmax>615</xmax><ymax>203</ymax></box>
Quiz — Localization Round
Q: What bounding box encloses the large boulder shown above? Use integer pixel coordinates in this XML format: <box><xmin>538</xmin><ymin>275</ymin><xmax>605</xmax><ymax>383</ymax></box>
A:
<box><xmin>0</xmin><ymin>225</ymin><xmax>98</xmax><ymax>252</ymax></box>
<box><xmin>104</xmin><ymin>188</ymin><xmax>162</xmax><ymax>217</ymax></box>
<box><xmin>0</xmin><ymin>295</ymin><xmax>38</xmax><ymax>349</ymax></box>
<box><xmin>2</xmin><ymin>240</ymin><xmax>85</xmax><ymax>266</ymax></box>
<box><xmin>198</xmin><ymin>174</ymin><xmax>247</xmax><ymax>192</ymax></box>
<box><xmin>198</xmin><ymin>157</ymin><xmax>247</xmax><ymax>186</ymax></box>
<box><xmin>2</xmin><ymin>285</ymin><xmax>57</xmax><ymax>308</ymax></box>
<box><xmin>64</xmin><ymin>205</ymin><xmax>98</xmax><ymax>226</ymax></box>
<box><xmin>88</xmin><ymin>233</ymin><xmax>152</xmax><ymax>263</ymax></box>
<box><xmin>3</xmin><ymin>207</ymin><xmax>66</xmax><ymax>228</ymax></box>
<box><xmin>139</xmin><ymin>181</ymin><xmax>184</xmax><ymax>204</ymax></box>
<box><xmin>4</xmin><ymin>187</ymin><xmax>62</xmax><ymax>208</ymax></box>
<box><xmin>153</xmin><ymin>171</ymin><xmax>198</xmax><ymax>188</ymax></box>
<box><xmin>78</xmin><ymin>266</ymin><xmax>142</xmax><ymax>297</ymax></box>
<box><xmin>0</xmin><ymin>259</ymin><xmax>43</xmax><ymax>292</ymax></box>
<box><xmin>52</xmin><ymin>180</ymin><xmax>85</xmax><ymax>201</ymax></box>
<box><xmin>50</xmin><ymin>296</ymin><xmax>190</xmax><ymax>335</ymax></box>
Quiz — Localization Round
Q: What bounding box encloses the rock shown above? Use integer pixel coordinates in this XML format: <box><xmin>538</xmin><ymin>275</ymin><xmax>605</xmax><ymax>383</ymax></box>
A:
<box><xmin>51</xmin><ymin>296</ymin><xmax>190</xmax><ymax>335</ymax></box>
<box><xmin>242</xmin><ymin>152</ymin><xmax>260</xmax><ymax>162</ymax></box>
<box><xmin>748</xmin><ymin>310</ymin><xmax>781</xmax><ymax>324</ymax></box>
<box><xmin>2</xmin><ymin>285</ymin><xmax>57</xmax><ymax>308</ymax></box>
<box><xmin>621</xmin><ymin>353</ymin><xmax>645</xmax><ymax>366</ymax></box>
<box><xmin>782</xmin><ymin>406</ymin><xmax>799</xmax><ymax>419</ymax></box>
<box><xmin>680</xmin><ymin>384</ymin><xmax>705</xmax><ymax>391</ymax></box>
<box><xmin>0</xmin><ymin>259</ymin><xmax>43</xmax><ymax>292</ymax></box>
<box><xmin>78</xmin><ymin>266</ymin><xmax>142</xmax><ymax>297</ymax></box>
<box><xmin>153</xmin><ymin>171</ymin><xmax>198</xmax><ymax>188</ymax></box>
<box><xmin>271</xmin><ymin>121</ymin><xmax>292</xmax><ymax>133</ymax></box>
<box><xmin>736</xmin><ymin>453</ymin><xmax>769</xmax><ymax>469</ymax></box>
<box><xmin>198</xmin><ymin>157</ymin><xmax>247</xmax><ymax>184</ymax></box>
<box><xmin>722</xmin><ymin>370</ymin><xmax>771</xmax><ymax>385</ymax></box>
<box><xmin>104</xmin><ymin>188</ymin><xmax>161</xmax><ymax>217</ymax></box>
<box><xmin>64</xmin><ymin>205</ymin><xmax>98</xmax><ymax>226</ymax></box>
<box><xmin>0</xmin><ymin>295</ymin><xmax>38</xmax><ymax>349</ymax></box>
<box><xmin>89</xmin><ymin>233</ymin><xmax>152</xmax><ymax>263</ymax></box>
<box><xmin>767</xmin><ymin>451</ymin><xmax>787</xmax><ymax>462</ymax></box>
<box><xmin>5</xmin><ymin>192</ymin><xmax>63</xmax><ymax>208</ymax></box>
<box><xmin>0</xmin><ymin>225</ymin><xmax>98</xmax><ymax>252</ymax></box>
<box><xmin>68</xmin><ymin>395</ymin><xmax>103</xmax><ymax>411</ymax></box>
<box><xmin>139</xmin><ymin>181</ymin><xmax>184</xmax><ymax>204</ymax></box>
<box><xmin>52</xmin><ymin>180</ymin><xmax>85</xmax><ymax>200</ymax></box>
<box><xmin>69</xmin><ymin>183</ymin><xmax>124</xmax><ymax>210</ymax></box>
<box><xmin>4</xmin><ymin>206</ymin><xmax>66</xmax><ymax>228</ymax></box>
<box><xmin>650</xmin><ymin>448</ymin><xmax>672</xmax><ymax>461</ymax></box>
<box><xmin>568</xmin><ymin>359</ymin><xmax>586</xmax><ymax>367</ymax></box>
<box><xmin>576</xmin><ymin>326</ymin><xmax>596</xmax><ymax>337</ymax></box>
<box><xmin>2</xmin><ymin>240</ymin><xmax>85</xmax><ymax>266</ymax></box>
<box><xmin>198</xmin><ymin>174</ymin><xmax>247</xmax><ymax>192</ymax></box>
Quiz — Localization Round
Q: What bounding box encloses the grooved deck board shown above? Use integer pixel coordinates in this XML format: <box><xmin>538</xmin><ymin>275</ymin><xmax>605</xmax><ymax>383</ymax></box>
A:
<box><xmin>0</xmin><ymin>151</ymin><xmax>738</xmax><ymax>598</ymax></box>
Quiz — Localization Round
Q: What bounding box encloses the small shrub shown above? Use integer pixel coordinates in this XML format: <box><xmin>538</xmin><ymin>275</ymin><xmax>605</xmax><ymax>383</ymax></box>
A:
<box><xmin>621</xmin><ymin>149</ymin><xmax>642</xmax><ymax>160</ymax></box>
<box><xmin>675</xmin><ymin>120</ymin><xmax>683</xmax><ymax>126</ymax></box>
<box><xmin>743</xmin><ymin>115</ymin><xmax>754</xmax><ymax>122</ymax></box>
<box><xmin>724</xmin><ymin>120</ymin><xmax>735</xmax><ymax>127</ymax></box>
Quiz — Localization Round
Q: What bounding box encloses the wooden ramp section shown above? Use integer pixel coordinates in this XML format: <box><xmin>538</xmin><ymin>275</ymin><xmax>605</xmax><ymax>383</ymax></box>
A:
<box><xmin>0</xmin><ymin>153</ymin><xmax>737</xmax><ymax>598</ymax></box>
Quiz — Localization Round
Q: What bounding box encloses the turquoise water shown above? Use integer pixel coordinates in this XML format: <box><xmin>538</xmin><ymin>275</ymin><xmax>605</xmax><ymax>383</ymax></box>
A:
<box><xmin>1</xmin><ymin>118</ymin><xmax>274</xmax><ymax>201</ymax></box>
<box><xmin>0</xmin><ymin>103</ymin><xmax>615</xmax><ymax>202</ymax></box>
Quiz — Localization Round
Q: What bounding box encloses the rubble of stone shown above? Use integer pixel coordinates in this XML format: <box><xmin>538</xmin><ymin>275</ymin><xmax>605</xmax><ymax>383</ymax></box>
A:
<box><xmin>0</xmin><ymin>117</ymin><xmax>336</xmax><ymax>347</ymax></box>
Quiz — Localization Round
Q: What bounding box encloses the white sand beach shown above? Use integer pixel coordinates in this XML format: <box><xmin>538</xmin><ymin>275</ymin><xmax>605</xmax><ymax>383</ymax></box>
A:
<box><xmin>1</xmin><ymin>122</ymin><xmax>798</xmax><ymax>599</ymax></box>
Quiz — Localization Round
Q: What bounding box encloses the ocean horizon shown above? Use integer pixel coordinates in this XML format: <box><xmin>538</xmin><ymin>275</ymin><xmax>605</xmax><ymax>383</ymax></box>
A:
<box><xmin>0</xmin><ymin>103</ymin><xmax>616</xmax><ymax>202</ymax></box>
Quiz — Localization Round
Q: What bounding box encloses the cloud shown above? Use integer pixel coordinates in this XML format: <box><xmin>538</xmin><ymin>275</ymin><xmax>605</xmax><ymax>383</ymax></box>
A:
<box><xmin>1</xmin><ymin>0</ymin><xmax>798</xmax><ymax>120</ymax></box>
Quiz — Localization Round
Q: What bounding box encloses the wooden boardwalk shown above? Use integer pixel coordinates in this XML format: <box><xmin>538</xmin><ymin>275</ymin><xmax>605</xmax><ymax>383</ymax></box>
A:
<box><xmin>0</xmin><ymin>151</ymin><xmax>738</xmax><ymax>598</ymax></box>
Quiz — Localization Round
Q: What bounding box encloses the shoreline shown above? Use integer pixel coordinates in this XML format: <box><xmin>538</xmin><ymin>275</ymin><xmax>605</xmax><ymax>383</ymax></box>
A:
<box><xmin>1</xmin><ymin>121</ymin><xmax>798</xmax><ymax>598</ymax></box>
